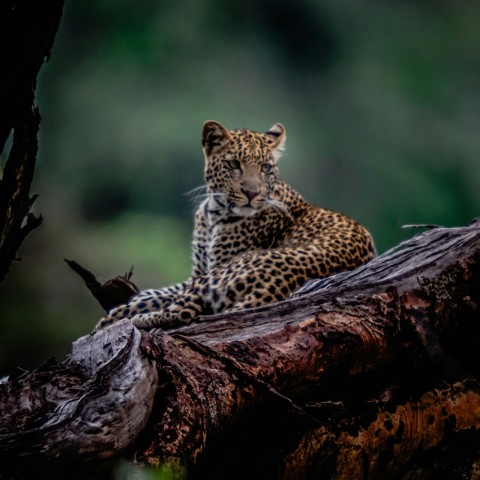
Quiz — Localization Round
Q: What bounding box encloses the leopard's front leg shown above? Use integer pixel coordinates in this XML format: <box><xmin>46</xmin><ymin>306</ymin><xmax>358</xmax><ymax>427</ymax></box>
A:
<box><xmin>125</xmin><ymin>248</ymin><xmax>315</xmax><ymax>330</ymax></box>
<box><xmin>112</xmin><ymin>248</ymin><xmax>316</xmax><ymax>330</ymax></box>
<box><xmin>128</xmin><ymin>279</ymin><xmax>208</xmax><ymax>329</ymax></box>
<box><xmin>94</xmin><ymin>280</ymin><xmax>190</xmax><ymax>331</ymax></box>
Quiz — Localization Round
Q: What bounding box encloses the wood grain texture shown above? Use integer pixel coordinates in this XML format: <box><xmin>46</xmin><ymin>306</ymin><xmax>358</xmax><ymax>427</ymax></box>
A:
<box><xmin>1</xmin><ymin>221</ymin><xmax>479</xmax><ymax>479</ymax></box>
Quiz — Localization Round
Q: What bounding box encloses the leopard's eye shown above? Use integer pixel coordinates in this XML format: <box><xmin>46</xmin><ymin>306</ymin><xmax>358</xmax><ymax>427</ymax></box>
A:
<box><xmin>227</xmin><ymin>159</ymin><xmax>241</xmax><ymax>170</ymax></box>
<box><xmin>261</xmin><ymin>163</ymin><xmax>273</xmax><ymax>173</ymax></box>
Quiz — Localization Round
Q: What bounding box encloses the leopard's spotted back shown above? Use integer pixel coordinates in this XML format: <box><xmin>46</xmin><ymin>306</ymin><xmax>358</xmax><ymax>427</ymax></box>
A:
<box><xmin>95</xmin><ymin>121</ymin><xmax>376</xmax><ymax>331</ymax></box>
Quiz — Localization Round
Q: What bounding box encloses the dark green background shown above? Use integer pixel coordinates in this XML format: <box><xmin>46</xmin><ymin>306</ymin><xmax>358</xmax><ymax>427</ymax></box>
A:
<box><xmin>1</xmin><ymin>0</ymin><xmax>479</xmax><ymax>376</ymax></box>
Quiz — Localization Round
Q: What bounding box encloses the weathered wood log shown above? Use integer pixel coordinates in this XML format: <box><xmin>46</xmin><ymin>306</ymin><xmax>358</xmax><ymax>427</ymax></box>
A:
<box><xmin>0</xmin><ymin>0</ymin><xmax>64</xmax><ymax>283</ymax></box>
<box><xmin>0</xmin><ymin>221</ymin><xmax>479</xmax><ymax>479</ymax></box>
<box><xmin>280</xmin><ymin>378</ymin><xmax>480</xmax><ymax>479</ymax></box>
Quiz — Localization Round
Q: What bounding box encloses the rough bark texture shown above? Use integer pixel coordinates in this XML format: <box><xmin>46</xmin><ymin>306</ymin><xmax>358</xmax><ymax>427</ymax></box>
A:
<box><xmin>0</xmin><ymin>0</ymin><xmax>64</xmax><ymax>284</ymax></box>
<box><xmin>1</xmin><ymin>221</ymin><xmax>479</xmax><ymax>479</ymax></box>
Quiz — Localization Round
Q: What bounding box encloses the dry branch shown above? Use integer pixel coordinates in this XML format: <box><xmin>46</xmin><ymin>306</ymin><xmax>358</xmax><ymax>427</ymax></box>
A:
<box><xmin>65</xmin><ymin>259</ymin><xmax>139</xmax><ymax>311</ymax></box>
<box><xmin>1</xmin><ymin>221</ymin><xmax>480</xmax><ymax>479</ymax></box>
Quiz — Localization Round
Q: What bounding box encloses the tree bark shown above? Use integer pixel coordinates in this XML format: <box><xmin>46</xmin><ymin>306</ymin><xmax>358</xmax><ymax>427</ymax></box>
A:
<box><xmin>0</xmin><ymin>0</ymin><xmax>64</xmax><ymax>284</ymax></box>
<box><xmin>1</xmin><ymin>221</ymin><xmax>479</xmax><ymax>479</ymax></box>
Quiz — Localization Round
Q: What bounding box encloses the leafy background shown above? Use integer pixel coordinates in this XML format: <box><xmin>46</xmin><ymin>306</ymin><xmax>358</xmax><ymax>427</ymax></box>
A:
<box><xmin>1</xmin><ymin>0</ymin><xmax>479</xmax><ymax>376</ymax></box>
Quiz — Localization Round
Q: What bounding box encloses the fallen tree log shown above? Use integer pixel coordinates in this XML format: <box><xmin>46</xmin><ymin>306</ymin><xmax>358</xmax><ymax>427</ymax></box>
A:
<box><xmin>0</xmin><ymin>221</ymin><xmax>479</xmax><ymax>479</ymax></box>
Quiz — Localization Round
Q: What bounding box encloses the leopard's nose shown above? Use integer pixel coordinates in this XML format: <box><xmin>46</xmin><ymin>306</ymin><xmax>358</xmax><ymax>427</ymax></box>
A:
<box><xmin>241</xmin><ymin>189</ymin><xmax>260</xmax><ymax>201</ymax></box>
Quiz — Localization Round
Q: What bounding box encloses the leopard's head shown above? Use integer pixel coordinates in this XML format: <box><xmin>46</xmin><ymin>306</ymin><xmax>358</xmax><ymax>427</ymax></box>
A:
<box><xmin>202</xmin><ymin>120</ymin><xmax>286</xmax><ymax>216</ymax></box>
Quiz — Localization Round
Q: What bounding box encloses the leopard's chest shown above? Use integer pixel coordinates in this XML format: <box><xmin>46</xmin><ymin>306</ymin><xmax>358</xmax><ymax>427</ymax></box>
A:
<box><xmin>205</xmin><ymin>221</ymin><xmax>256</xmax><ymax>270</ymax></box>
<box><xmin>204</xmin><ymin>211</ymin><xmax>287</xmax><ymax>270</ymax></box>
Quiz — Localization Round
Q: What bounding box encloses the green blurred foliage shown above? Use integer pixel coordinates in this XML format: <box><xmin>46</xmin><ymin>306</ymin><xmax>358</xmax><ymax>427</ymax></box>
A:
<box><xmin>114</xmin><ymin>460</ymin><xmax>186</xmax><ymax>480</ymax></box>
<box><xmin>1</xmin><ymin>0</ymin><xmax>479</xmax><ymax>375</ymax></box>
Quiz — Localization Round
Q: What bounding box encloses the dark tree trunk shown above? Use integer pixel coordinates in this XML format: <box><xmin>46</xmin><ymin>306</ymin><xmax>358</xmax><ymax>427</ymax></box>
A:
<box><xmin>1</xmin><ymin>221</ymin><xmax>479</xmax><ymax>479</ymax></box>
<box><xmin>0</xmin><ymin>0</ymin><xmax>64</xmax><ymax>284</ymax></box>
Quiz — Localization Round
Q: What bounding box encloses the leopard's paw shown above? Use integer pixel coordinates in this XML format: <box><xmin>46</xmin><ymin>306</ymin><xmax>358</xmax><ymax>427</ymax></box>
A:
<box><xmin>93</xmin><ymin>314</ymin><xmax>124</xmax><ymax>333</ymax></box>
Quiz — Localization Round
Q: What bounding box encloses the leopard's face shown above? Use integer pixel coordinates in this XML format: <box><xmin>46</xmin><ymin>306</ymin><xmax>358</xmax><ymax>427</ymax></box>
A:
<box><xmin>202</xmin><ymin>121</ymin><xmax>286</xmax><ymax>216</ymax></box>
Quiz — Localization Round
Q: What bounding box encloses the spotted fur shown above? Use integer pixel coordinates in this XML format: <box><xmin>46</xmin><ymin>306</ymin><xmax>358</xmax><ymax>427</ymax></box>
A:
<box><xmin>95</xmin><ymin>121</ymin><xmax>376</xmax><ymax>330</ymax></box>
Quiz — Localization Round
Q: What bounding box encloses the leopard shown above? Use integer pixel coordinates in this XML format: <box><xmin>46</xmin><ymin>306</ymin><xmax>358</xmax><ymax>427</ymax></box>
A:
<box><xmin>94</xmin><ymin>120</ymin><xmax>376</xmax><ymax>331</ymax></box>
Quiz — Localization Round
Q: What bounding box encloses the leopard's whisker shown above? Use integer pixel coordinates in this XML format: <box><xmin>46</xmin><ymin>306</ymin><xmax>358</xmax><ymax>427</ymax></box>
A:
<box><xmin>185</xmin><ymin>185</ymin><xmax>209</xmax><ymax>204</ymax></box>
<box><xmin>189</xmin><ymin>189</ymin><xmax>227</xmax><ymax>206</ymax></box>
<box><xmin>184</xmin><ymin>185</ymin><xmax>207</xmax><ymax>197</ymax></box>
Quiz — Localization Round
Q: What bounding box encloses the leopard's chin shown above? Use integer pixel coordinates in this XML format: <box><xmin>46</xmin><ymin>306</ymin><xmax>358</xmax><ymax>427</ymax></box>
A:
<box><xmin>231</xmin><ymin>205</ymin><xmax>260</xmax><ymax>217</ymax></box>
<box><xmin>228</xmin><ymin>196</ymin><xmax>266</xmax><ymax>217</ymax></box>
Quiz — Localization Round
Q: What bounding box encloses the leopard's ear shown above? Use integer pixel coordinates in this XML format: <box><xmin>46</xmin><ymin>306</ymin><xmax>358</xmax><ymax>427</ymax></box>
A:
<box><xmin>265</xmin><ymin>123</ymin><xmax>286</xmax><ymax>158</ymax></box>
<box><xmin>202</xmin><ymin>120</ymin><xmax>232</xmax><ymax>155</ymax></box>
